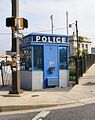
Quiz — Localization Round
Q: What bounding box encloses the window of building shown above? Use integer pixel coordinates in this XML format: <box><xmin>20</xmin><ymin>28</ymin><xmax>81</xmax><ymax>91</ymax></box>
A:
<box><xmin>20</xmin><ymin>47</ymin><xmax>32</xmax><ymax>71</ymax></box>
<box><xmin>59</xmin><ymin>47</ymin><xmax>68</xmax><ymax>69</ymax></box>
<box><xmin>82</xmin><ymin>44</ymin><xmax>84</xmax><ymax>49</ymax></box>
<box><xmin>33</xmin><ymin>46</ymin><xmax>43</xmax><ymax>70</ymax></box>
<box><xmin>78</xmin><ymin>44</ymin><xmax>80</xmax><ymax>48</ymax></box>
<box><xmin>86</xmin><ymin>44</ymin><xmax>88</xmax><ymax>49</ymax></box>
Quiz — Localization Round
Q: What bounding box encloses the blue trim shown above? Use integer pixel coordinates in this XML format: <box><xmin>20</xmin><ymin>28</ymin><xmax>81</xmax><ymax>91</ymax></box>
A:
<box><xmin>67</xmin><ymin>46</ymin><xmax>69</xmax><ymax>69</ymax></box>
<box><xmin>57</xmin><ymin>46</ymin><xmax>60</xmax><ymax>87</ymax></box>
<box><xmin>25</xmin><ymin>32</ymin><xmax>68</xmax><ymax>38</ymax></box>
<box><xmin>43</xmin><ymin>45</ymin><xmax>59</xmax><ymax>88</ymax></box>
<box><xmin>43</xmin><ymin>45</ymin><xmax>45</xmax><ymax>88</ymax></box>
<box><xmin>31</xmin><ymin>42</ymin><xmax>69</xmax><ymax>46</ymax></box>
<box><xmin>20</xmin><ymin>44</ymin><xmax>31</xmax><ymax>48</ymax></box>
<box><xmin>31</xmin><ymin>46</ymin><xmax>34</xmax><ymax>71</ymax></box>
<box><xmin>32</xmin><ymin>45</ymin><xmax>43</xmax><ymax>71</ymax></box>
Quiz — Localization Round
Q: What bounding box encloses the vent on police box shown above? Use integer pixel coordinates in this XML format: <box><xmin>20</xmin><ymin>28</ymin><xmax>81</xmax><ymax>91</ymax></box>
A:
<box><xmin>47</xmin><ymin>77</ymin><xmax>58</xmax><ymax>86</ymax></box>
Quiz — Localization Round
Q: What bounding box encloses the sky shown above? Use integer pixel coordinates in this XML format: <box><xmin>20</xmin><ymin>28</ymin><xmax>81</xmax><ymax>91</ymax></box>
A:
<box><xmin>0</xmin><ymin>0</ymin><xmax>95</xmax><ymax>54</ymax></box>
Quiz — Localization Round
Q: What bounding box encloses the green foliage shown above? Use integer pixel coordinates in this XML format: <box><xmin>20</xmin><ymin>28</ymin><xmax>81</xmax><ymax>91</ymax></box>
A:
<box><xmin>69</xmin><ymin>68</ymin><xmax>75</xmax><ymax>76</ymax></box>
<box><xmin>82</xmin><ymin>49</ymin><xmax>88</xmax><ymax>57</ymax></box>
<box><xmin>69</xmin><ymin>67</ymin><xmax>76</xmax><ymax>81</ymax></box>
<box><xmin>78</xmin><ymin>36</ymin><xmax>84</xmax><ymax>42</ymax></box>
<box><xmin>74</xmin><ymin>47</ymin><xmax>81</xmax><ymax>57</ymax></box>
<box><xmin>69</xmin><ymin>57</ymin><xmax>75</xmax><ymax>64</ymax></box>
<box><xmin>70</xmin><ymin>76</ymin><xmax>76</xmax><ymax>81</ymax></box>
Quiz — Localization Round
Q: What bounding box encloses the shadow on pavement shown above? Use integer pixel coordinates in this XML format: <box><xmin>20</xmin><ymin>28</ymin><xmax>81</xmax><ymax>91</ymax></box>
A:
<box><xmin>0</xmin><ymin>85</ymin><xmax>12</xmax><ymax>91</ymax></box>
<box><xmin>32</xmin><ymin>87</ymin><xmax>73</xmax><ymax>92</ymax></box>
<box><xmin>0</xmin><ymin>85</ymin><xmax>73</xmax><ymax>92</ymax></box>
<box><xmin>82</xmin><ymin>82</ymin><xmax>95</xmax><ymax>86</ymax></box>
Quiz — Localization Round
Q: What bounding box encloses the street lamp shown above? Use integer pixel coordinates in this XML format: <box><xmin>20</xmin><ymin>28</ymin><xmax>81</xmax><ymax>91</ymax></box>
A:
<box><xmin>69</xmin><ymin>23</ymin><xmax>75</xmax><ymax>36</ymax></box>
<box><xmin>69</xmin><ymin>20</ymin><xmax>79</xmax><ymax>59</ymax></box>
<box><xmin>69</xmin><ymin>20</ymin><xmax>79</xmax><ymax>84</ymax></box>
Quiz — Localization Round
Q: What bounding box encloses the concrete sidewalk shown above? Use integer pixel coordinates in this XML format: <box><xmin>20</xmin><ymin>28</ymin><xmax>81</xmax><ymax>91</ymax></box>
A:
<box><xmin>0</xmin><ymin>64</ymin><xmax>95</xmax><ymax>112</ymax></box>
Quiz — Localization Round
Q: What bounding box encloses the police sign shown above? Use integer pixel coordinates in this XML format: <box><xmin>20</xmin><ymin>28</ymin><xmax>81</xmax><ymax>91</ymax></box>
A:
<box><xmin>32</xmin><ymin>35</ymin><xmax>67</xmax><ymax>43</ymax></box>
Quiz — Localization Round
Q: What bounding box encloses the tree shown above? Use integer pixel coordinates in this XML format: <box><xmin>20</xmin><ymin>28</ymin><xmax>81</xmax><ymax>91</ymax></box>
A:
<box><xmin>82</xmin><ymin>49</ymin><xmax>88</xmax><ymax>57</ymax></box>
<box><xmin>78</xmin><ymin>36</ymin><xmax>84</xmax><ymax>42</ymax></box>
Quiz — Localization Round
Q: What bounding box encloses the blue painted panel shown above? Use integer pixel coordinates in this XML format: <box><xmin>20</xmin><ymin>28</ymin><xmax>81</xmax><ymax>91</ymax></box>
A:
<box><xmin>44</xmin><ymin>45</ymin><xmax>59</xmax><ymax>88</ymax></box>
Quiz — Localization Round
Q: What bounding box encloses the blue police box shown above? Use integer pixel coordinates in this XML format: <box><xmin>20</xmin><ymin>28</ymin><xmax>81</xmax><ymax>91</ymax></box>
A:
<box><xmin>20</xmin><ymin>33</ymin><xmax>69</xmax><ymax>90</ymax></box>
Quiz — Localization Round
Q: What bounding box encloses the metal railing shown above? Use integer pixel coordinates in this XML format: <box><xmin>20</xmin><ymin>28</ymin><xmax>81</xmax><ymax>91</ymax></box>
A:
<box><xmin>0</xmin><ymin>60</ymin><xmax>12</xmax><ymax>86</ymax></box>
<box><xmin>69</xmin><ymin>54</ymin><xmax>95</xmax><ymax>84</ymax></box>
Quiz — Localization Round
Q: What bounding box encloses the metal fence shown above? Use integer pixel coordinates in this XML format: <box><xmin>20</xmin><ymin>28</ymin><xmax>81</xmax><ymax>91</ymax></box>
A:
<box><xmin>0</xmin><ymin>54</ymin><xmax>95</xmax><ymax>86</ymax></box>
<box><xmin>69</xmin><ymin>54</ymin><xmax>95</xmax><ymax>84</ymax></box>
<box><xmin>0</xmin><ymin>61</ymin><xmax>12</xmax><ymax>86</ymax></box>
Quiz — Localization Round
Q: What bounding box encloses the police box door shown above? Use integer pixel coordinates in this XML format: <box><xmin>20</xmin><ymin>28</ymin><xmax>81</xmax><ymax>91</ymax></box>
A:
<box><xmin>44</xmin><ymin>45</ymin><xmax>59</xmax><ymax>88</ymax></box>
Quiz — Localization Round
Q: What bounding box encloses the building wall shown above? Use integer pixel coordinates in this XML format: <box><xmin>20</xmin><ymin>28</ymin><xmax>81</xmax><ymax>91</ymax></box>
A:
<box><xmin>91</xmin><ymin>48</ymin><xmax>95</xmax><ymax>54</ymax></box>
<box><xmin>32</xmin><ymin>71</ymin><xmax>43</xmax><ymax>90</ymax></box>
<box><xmin>69</xmin><ymin>41</ymin><xmax>74</xmax><ymax>56</ymax></box>
<box><xmin>69</xmin><ymin>36</ymin><xmax>92</xmax><ymax>56</ymax></box>
<box><xmin>20</xmin><ymin>71</ymin><xmax>32</xmax><ymax>90</ymax></box>
<box><xmin>20</xmin><ymin>71</ymin><xmax>43</xmax><ymax>90</ymax></box>
<box><xmin>59</xmin><ymin>70</ymin><xmax>69</xmax><ymax>87</ymax></box>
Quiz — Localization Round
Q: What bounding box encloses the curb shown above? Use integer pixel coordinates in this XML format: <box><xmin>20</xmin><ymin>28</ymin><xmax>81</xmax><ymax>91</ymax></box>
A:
<box><xmin>0</xmin><ymin>102</ymin><xmax>77</xmax><ymax>112</ymax></box>
<box><xmin>0</xmin><ymin>104</ymin><xmax>57</xmax><ymax>112</ymax></box>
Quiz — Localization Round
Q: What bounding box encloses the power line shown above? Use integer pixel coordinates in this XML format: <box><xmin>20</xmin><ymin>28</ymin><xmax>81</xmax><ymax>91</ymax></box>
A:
<box><xmin>0</xmin><ymin>26</ymin><xmax>67</xmax><ymax>35</ymax></box>
<box><xmin>54</xmin><ymin>27</ymin><xmax>67</xmax><ymax>31</ymax></box>
<box><xmin>37</xmin><ymin>27</ymin><xmax>67</xmax><ymax>32</ymax></box>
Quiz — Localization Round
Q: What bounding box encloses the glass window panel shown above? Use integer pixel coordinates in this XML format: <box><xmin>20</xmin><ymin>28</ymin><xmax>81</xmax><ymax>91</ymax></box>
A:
<box><xmin>33</xmin><ymin>46</ymin><xmax>43</xmax><ymax>70</ymax></box>
<box><xmin>86</xmin><ymin>44</ymin><xmax>88</xmax><ymax>49</ymax></box>
<box><xmin>82</xmin><ymin>44</ymin><xmax>84</xmax><ymax>49</ymax></box>
<box><xmin>20</xmin><ymin>47</ymin><xmax>32</xmax><ymax>71</ymax></box>
<box><xmin>59</xmin><ymin>47</ymin><xmax>68</xmax><ymax>69</ymax></box>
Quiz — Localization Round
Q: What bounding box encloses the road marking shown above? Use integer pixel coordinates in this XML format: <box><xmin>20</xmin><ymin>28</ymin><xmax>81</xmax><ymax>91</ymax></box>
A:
<box><xmin>32</xmin><ymin>111</ymin><xmax>50</xmax><ymax>120</ymax></box>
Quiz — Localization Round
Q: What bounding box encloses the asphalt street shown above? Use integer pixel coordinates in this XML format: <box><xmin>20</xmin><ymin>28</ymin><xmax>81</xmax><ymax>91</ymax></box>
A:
<box><xmin>44</xmin><ymin>103</ymin><xmax>95</xmax><ymax>120</ymax></box>
<box><xmin>1</xmin><ymin>103</ymin><xmax>95</xmax><ymax>120</ymax></box>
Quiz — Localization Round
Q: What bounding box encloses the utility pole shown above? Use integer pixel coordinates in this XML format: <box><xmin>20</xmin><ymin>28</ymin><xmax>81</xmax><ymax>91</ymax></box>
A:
<box><xmin>9</xmin><ymin>0</ymin><xmax>21</xmax><ymax>94</ymax></box>
<box><xmin>75</xmin><ymin>20</ymin><xmax>79</xmax><ymax>84</ymax></box>
<box><xmin>66</xmin><ymin>11</ymin><xmax>69</xmax><ymax>86</ymax></box>
<box><xmin>50</xmin><ymin>15</ymin><xmax>54</xmax><ymax>34</ymax></box>
<box><xmin>69</xmin><ymin>20</ymin><xmax>79</xmax><ymax>84</ymax></box>
<box><xmin>66</xmin><ymin>11</ymin><xmax>69</xmax><ymax>36</ymax></box>
<box><xmin>69</xmin><ymin>20</ymin><xmax>79</xmax><ymax>58</ymax></box>
<box><xmin>75</xmin><ymin>20</ymin><xmax>79</xmax><ymax>59</ymax></box>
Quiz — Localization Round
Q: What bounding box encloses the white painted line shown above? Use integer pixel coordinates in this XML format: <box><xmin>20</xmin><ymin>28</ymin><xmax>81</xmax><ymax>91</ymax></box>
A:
<box><xmin>32</xmin><ymin>111</ymin><xmax>50</xmax><ymax>120</ymax></box>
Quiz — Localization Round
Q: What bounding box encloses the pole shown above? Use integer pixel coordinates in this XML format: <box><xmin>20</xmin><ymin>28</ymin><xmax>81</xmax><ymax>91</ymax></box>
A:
<box><xmin>9</xmin><ymin>0</ymin><xmax>21</xmax><ymax>94</ymax></box>
<box><xmin>66</xmin><ymin>11</ymin><xmax>69</xmax><ymax>36</ymax></box>
<box><xmin>75</xmin><ymin>20</ymin><xmax>79</xmax><ymax>59</ymax></box>
<box><xmin>75</xmin><ymin>20</ymin><xmax>79</xmax><ymax>84</ymax></box>
<box><xmin>1</xmin><ymin>64</ymin><xmax>4</xmax><ymax>86</ymax></box>
<box><xmin>66</xmin><ymin>11</ymin><xmax>69</xmax><ymax>86</ymax></box>
<box><xmin>50</xmin><ymin>15</ymin><xmax>54</xmax><ymax>34</ymax></box>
